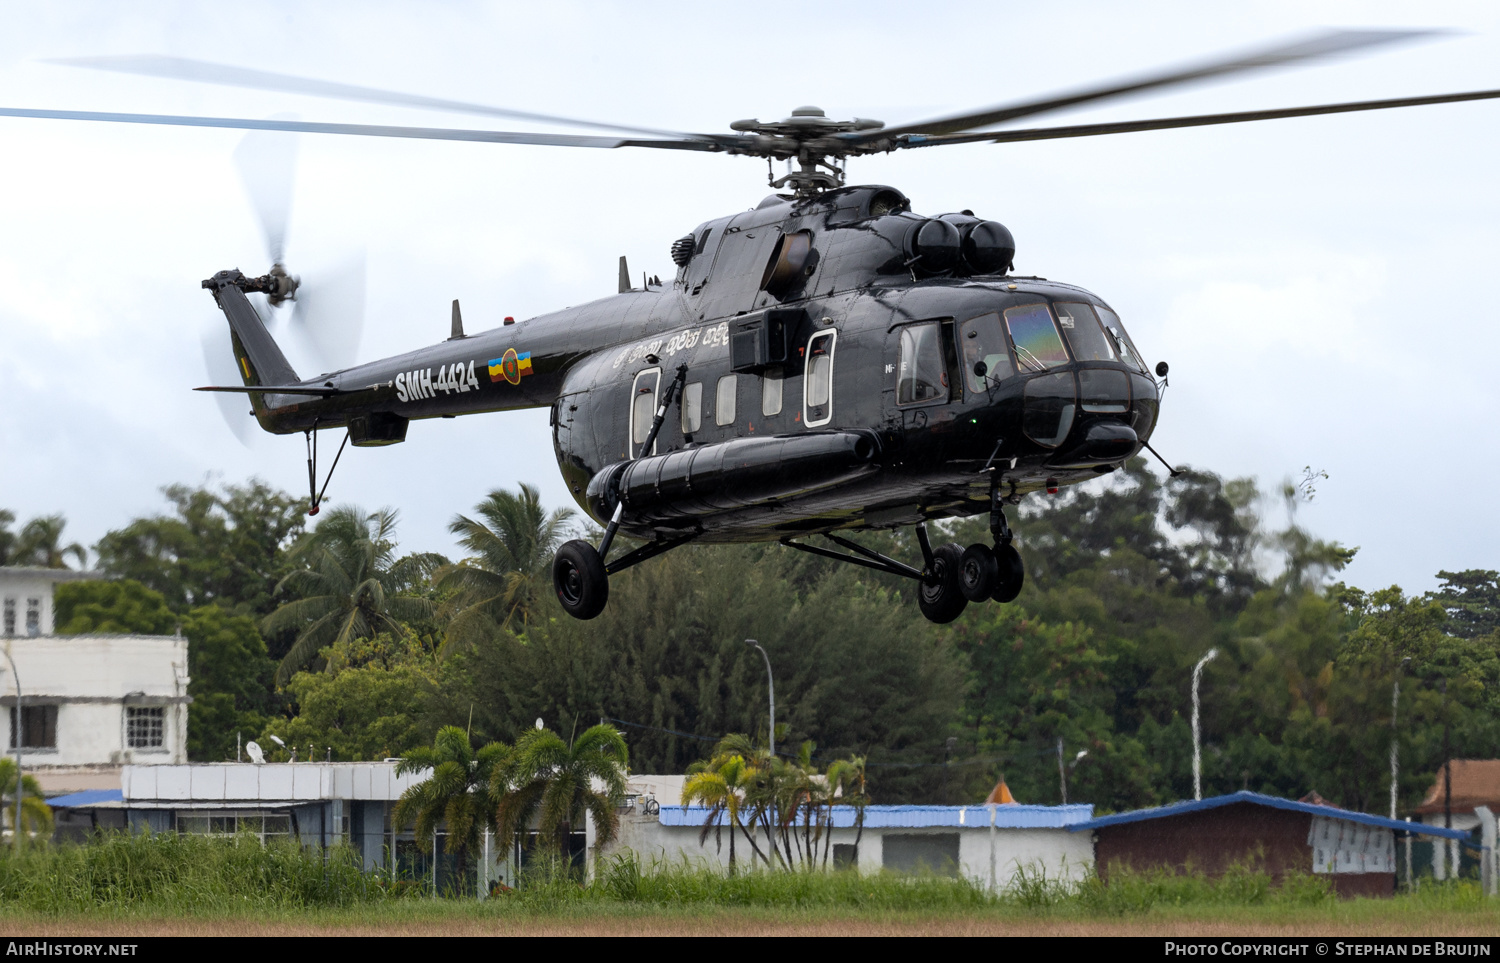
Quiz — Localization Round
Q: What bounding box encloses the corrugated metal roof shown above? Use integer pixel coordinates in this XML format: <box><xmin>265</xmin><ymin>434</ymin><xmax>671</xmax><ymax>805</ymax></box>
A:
<box><xmin>48</xmin><ymin>789</ymin><xmax>124</xmax><ymax>808</ymax></box>
<box><xmin>1069</xmin><ymin>791</ymin><xmax>1468</xmax><ymax>839</ymax></box>
<box><xmin>658</xmin><ymin>803</ymin><xmax>1093</xmax><ymax>830</ymax></box>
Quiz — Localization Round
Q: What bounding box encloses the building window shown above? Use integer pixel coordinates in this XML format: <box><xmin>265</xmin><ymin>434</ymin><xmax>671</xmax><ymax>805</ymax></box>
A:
<box><xmin>2</xmin><ymin>599</ymin><xmax>13</xmax><ymax>637</ymax></box>
<box><xmin>24</xmin><ymin>599</ymin><xmax>40</xmax><ymax>637</ymax></box>
<box><xmin>177</xmin><ymin>811</ymin><xmax>291</xmax><ymax>842</ymax></box>
<box><xmin>126</xmin><ymin>707</ymin><xmax>165</xmax><ymax>749</ymax></box>
<box><xmin>881</xmin><ymin>833</ymin><xmax>960</xmax><ymax>877</ymax></box>
<box><xmin>9</xmin><ymin>705</ymin><xmax>58</xmax><ymax>749</ymax></box>
<box><xmin>833</xmin><ymin>843</ymin><xmax>858</xmax><ymax>870</ymax></box>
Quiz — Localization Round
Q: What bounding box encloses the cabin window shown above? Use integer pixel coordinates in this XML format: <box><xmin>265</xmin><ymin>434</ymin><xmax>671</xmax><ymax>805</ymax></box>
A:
<box><xmin>959</xmin><ymin>313</ymin><xmax>1015</xmax><ymax>391</ymax></box>
<box><xmin>762</xmin><ymin>367</ymin><xmax>783</xmax><ymax>416</ymax></box>
<box><xmin>1054</xmin><ymin>302</ymin><xmax>1116</xmax><ymax>363</ymax></box>
<box><xmin>715</xmin><ymin>375</ymin><xmax>738</xmax><ymax>426</ymax></box>
<box><xmin>897</xmin><ymin>322</ymin><xmax>949</xmax><ymax>405</ymax></box>
<box><xmin>804</xmin><ymin>330</ymin><xmax>837</xmax><ymax>427</ymax></box>
<box><xmin>629</xmin><ymin>368</ymin><xmax>661</xmax><ymax>453</ymax></box>
<box><xmin>681</xmin><ymin>382</ymin><xmax>703</xmax><ymax>434</ymax></box>
<box><xmin>1004</xmin><ymin>303</ymin><xmax>1069</xmax><ymax>372</ymax></box>
<box><xmin>1097</xmin><ymin>306</ymin><xmax>1148</xmax><ymax>373</ymax></box>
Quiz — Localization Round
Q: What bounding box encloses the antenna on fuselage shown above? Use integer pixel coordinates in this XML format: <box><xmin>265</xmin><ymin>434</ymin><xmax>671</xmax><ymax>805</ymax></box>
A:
<box><xmin>618</xmin><ymin>256</ymin><xmax>632</xmax><ymax>294</ymax></box>
<box><xmin>449</xmin><ymin>299</ymin><xmax>465</xmax><ymax>340</ymax></box>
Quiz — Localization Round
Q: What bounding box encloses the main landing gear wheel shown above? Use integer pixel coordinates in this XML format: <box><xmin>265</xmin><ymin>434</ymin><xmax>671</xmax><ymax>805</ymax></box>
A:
<box><xmin>959</xmin><ymin>543</ymin><xmax>999</xmax><ymax>602</ymax></box>
<box><xmin>991</xmin><ymin>542</ymin><xmax>1025</xmax><ymax>604</ymax></box>
<box><xmin>552</xmin><ymin>539</ymin><xmax>609</xmax><ymax>620</ymax></box>
<box><xmin>918</xmin><ymin>542</ymin><xmax>969</xmax><ymax>624</ymax></box>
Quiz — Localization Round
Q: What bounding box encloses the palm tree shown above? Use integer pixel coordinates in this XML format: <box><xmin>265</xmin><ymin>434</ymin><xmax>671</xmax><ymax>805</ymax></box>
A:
<box><xmin>436</xmin><ymin>484</ymin><xmax>575</xmax><ymax>648</ymax></box>
<box><xmin>394</xmin><ymin>726</ymin><xmax>508</xmax><ymax>894</ymax></box>
<box><xmin>0</xmin><ymin>758</ymin><xmax>53</xmax><ymax>846</ymax></box>
<box><xmin>11</xmin><ymin>515</ymin><xmax>86</xmax><ymax>569</ymax></box>
<box><xmin>824</xmin><ymin>754</ymin><xmax>868</xmax><ymax>868</ymax></box>
<box><xmin>261</xmin><ymin>506</ymin><xmax>443</xmax><ymax>684</ymax></box>
<box><xmin>683</xmin><ymin>751</ymin><xmax>760</xmax><ymax>874</ymax></box>
<box><xmin>493</xmin><ymin>724</ymin><xmax>627</xmax><ymax>875</ymax></box>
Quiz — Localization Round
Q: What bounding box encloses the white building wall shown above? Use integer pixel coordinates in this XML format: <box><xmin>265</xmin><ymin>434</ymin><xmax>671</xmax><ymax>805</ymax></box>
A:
<box><xmin>0</xmin><ymin>568</ymin><xmax>96</xmax><ymax>637</ymax></box>
<box><xmin>0</xmin><ymin>635</ymin><xmax>189</xmax><ymax>766</ymax></box>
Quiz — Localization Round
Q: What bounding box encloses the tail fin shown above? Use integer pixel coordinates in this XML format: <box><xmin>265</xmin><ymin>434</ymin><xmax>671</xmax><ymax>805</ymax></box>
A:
<box><xmin>202</xmin><ymin>270</ymin><xmax>299</xmax><ymax>388</ymax></box>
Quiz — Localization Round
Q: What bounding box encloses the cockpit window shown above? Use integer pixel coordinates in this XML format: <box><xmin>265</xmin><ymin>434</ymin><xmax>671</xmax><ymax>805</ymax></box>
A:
<box><xmin>897</xmin><ymin>322</ymin><xmax>949</xmax><ymax>405</ymax></box>
<box><xmin>1096</xmin><ymin>306</ymin><xmax>1147</xmax><ymax>373</ymax></box>
<box><xmin>1004</xmin><ymin>303</ymin><xmax>1069</xmax><ymax>372</ymax></box>
<box><xmin>960</xmin><ymin>313</ymin><xmax>1015</xmax><ymax>392</ymax></box>
<box><xmin>1054</xmin><ymin>302</ymin><xmax>1116</xmax><ymax>363</ymax></box>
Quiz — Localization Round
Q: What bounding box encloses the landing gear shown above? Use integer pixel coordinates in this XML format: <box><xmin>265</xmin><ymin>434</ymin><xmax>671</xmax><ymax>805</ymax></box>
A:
<box><xmin>918</xmin><ymin>542</ymin><xmax>969</xmax><ymax>624</ymax></box>
<box><xmin>991</xmin><ymin>541</ymin><xmax>1024</xmax><ymax>603</ymax></box>
<box><xmin>551</xmin><ymin>364</ymin><xmax>694</xmax><ymax>621</ymax></box>
<box><xmin>553</xmin><ymin>539</ymin><xmax>609</xmax><ymax>620</ymax></box>
<box><xmin>959</xmin><ymin>543</ymin><xmax>999</xmax><ymax>602</ymax></box>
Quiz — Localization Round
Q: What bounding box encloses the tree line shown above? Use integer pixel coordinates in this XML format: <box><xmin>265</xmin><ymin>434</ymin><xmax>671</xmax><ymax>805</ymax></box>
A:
<box><xmin>4</xmin><ymin>460</ymin><xmax>1497</xmax><ymax>814</ymax></box>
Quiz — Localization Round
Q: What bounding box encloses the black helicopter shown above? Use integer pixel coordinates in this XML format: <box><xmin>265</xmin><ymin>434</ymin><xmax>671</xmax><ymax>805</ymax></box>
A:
<box><xmin>8</xmin><ymin>31</ymin><xmax>1497</xmax><ymax>624</ymax></box>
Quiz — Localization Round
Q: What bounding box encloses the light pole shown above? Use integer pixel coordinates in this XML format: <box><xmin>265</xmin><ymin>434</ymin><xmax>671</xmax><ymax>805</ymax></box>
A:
<box><xmin>1192</xmin><ymin>648</ymin><xmax>1219</xmax><ymax>801</ymax></box>
<box><xmin>1057</xmin><ymin>738</ymin><xmax>1088</xmax><ymax>805</ymax></box>
<box><xmin>2</xmin><ymin>643</ymin><xmax>21</xmax><ymax>849</ymax></box>
<box><xmin>745</xmin><ymin>640</ymin><xmax>774</xmax><ymax>758</ymax></box>
<box><xmin>1390</xmin><ymin>657</ymin><xmax>1411</xmax><ymax>820</ymax></box>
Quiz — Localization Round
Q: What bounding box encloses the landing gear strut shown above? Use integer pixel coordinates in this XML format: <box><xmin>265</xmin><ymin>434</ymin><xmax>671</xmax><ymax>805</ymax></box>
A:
<box><xmin>552</xmin><ymin>365</ymin><xmax>695</xmax><ymax>621</ymax></box>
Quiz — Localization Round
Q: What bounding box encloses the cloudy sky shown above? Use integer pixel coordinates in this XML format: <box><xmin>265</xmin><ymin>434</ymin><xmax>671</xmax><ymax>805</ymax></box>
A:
<box><xmin>1</xmin><ymin>1</ymin><xmax>1496</xmax><ymax>594</ymax></box>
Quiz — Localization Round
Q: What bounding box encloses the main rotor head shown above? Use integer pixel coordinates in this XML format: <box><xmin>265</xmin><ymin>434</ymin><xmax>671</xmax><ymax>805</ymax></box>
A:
<box><xmin>726</xmin><ymin>106</ymin><xmax>887</xmax><ymax>195</ymax></box>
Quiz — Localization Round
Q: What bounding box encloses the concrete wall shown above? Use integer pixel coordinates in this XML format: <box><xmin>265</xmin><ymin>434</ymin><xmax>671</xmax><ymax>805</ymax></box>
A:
<box><xmin>0</xmin><ymin>568</ymin><xmax>96</xmax><ymax>637</ymax></box>
<box><xmin>123</xmin><ymin>762</ymin><xmax>429</xmax><ymax>802</ymax></box>
<box><xmin>1</xmin><ymin>635</ymin><xmax>188</xmax><ymax>766</ymax></box>
<box><xmin>597</xmin><ymin>815</ymin><xmax>1093</xmax><ymax>889</ymax></box>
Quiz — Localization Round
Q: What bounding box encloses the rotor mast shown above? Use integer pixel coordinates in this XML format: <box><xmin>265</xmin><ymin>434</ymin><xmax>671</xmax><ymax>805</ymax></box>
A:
<box><xmin>729</xmin><ymin>106</ymin><xmax>885</xmax><ymax>197</ymax></box>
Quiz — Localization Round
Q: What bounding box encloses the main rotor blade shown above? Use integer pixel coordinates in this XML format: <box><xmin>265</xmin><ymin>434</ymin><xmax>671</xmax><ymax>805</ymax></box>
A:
<box><xmin>0</xmin><ymin>107</ymin><xmax>722</xmax><ymax>150</ymax></box>
<box><xmin>50</xmin><ymin>54</ymin><xmax>704</xmax><ymax>141</ymax></box>
<box><xmin>897</xmin><ymin>88</ymin><xmax>1500</xmax><ymax>147</ymax></box>
<box><xmin>857</xmin><ymin>29</ymin><xmax>1440</xmax><ymax>141</ymax></box>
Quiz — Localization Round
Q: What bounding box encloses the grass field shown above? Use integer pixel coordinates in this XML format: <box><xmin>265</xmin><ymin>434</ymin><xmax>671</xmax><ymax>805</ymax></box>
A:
<box><xmin>0</xmin><ymin>834</ymin><xmax>1494</xmax><ymax>937</ymax></box>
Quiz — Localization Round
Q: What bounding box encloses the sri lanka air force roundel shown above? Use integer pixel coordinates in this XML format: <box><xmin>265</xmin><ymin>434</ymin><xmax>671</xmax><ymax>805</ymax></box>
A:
<box><xmin>487</xmin><ymin>348</ymin><xmax>533</xmax><ymax>386</ymax></box>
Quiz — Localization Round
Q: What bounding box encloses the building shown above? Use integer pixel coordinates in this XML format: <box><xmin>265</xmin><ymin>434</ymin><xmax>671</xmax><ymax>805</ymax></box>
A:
<box><xmin>0</xmin><ymin>567</ymin><xmax>190</xmax><ymax>794</ymax></box>
<box><xmin>1413</xmin><ymin>760</ymin><xmax>1500</xmax><ymax>881</ymax></box>
<box><xmin>604</xmin><ymin>774</ymin><xmax>1094</xmax><ymax>889</ymax></box>
<box><xmin>1072</xmin><ymin>791</ymin><xmax>1467</xmax><ymax>898</ymax></box>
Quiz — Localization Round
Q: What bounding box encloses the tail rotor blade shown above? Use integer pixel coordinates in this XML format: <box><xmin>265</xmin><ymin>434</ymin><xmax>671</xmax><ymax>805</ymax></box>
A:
<box><xmin>290</xmin><ymin>252</ymin><xmax>366</xmax><ymax>373</ymax></box>
<box><xmin>232</xmin><ymin>123</ymin><xmax>299</xmax><ymax>265</ymax></box>
<box><xmin>199</xmin><ymin>318</ymin><xmax>259</xmax><ymax>447</ymax></box>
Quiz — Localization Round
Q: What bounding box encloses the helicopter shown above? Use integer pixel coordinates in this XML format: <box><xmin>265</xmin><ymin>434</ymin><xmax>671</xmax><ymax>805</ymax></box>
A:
<box><xmin>7</xmin><ymin>30</ymin><xmax>1497</xmax><ymax>624</ymax></box>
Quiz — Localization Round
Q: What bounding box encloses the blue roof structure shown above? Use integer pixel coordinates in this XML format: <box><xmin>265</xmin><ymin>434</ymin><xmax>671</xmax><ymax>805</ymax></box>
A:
<box><xmin>659</xmin><ymin>803</ymin><xmax>1093</xmax><ymax>830</ymax></box>
<box><xmin>1069</xmin><ymin>791</ymin><xmax>1468</xmax><ymax>839</ymax></box>
<box><xmin>47</xmin><ymin>789</ymin><xmax>123</xmax><ymax>808</ymax></box>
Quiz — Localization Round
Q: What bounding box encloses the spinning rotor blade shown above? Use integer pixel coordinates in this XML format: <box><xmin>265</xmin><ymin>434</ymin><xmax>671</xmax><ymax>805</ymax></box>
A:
<box><xmin>289</xmin><ymin>253</ymin><xmax>366</xmax><ymax>375</ymax></box>
<box><xmin>902</xmin><ymin>87</ymin><xmax>1500</xmax><ymax>147</ymax></box>
<box><xmin>50</xmin><ymin>55</ymin><xmax>711</xmax><ymax>141</ymax></box>
<box><xmin>853</xmin><ymin>29</ymin><xmax>1439</xmax><ymax>142</ymax></box>
<box><xmin>0</xmin><ymin>107</ymin><xmax>720</xmax><ymax>150</ymax></box>
<box><xmin>233</xmin><ymin>125</ymin><xmax>299</xmax><ymax>265</ymax></box>
<box><xmin>199</xmin><ymin>318</ymin><xmax>259</xmax><ymax>447</ymax></box>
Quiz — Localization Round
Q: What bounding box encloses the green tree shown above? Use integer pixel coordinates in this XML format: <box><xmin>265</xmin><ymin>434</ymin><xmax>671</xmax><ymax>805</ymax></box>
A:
<box><xmin>0</xmin><ymin>758</ymin><xmax>53</xmax><ymax>844</ymax></box>
<box><xmin>436</xmin><ymin>484</ymin><xmax>575</xmax><ymax>648</ymax></box>
<box><xmin>181</xmin><ymin>605</ymin><xmax>275</xmax><ymax>761</ymax></box>
<box><xmin>95</xmin><ymin>481</ymin><xmax>305</xmax><ymax>619</ymax></box>
<box><xmin>394</xmin><ymin>726</ymin><xmax>507</xmax><ymax>893</ymax></box>
<box><xmin>495</xmin><ymin>724</ymin><xmax>628</xmax><ymax>866</ymax></box>
<box><xmin>10</xmin><ymin>515</ymin><xmax>86</xmax><ymax>569</ymax></box>
<box><xmin>683</xmin><ymin>750</ymin><xmax>756</xmax><ymax>873</ymax></box>
<box><xmin>261</xmin><ymin>506</ymin><xmax>443</xmax><ymax>685</ymax></box>
<box><xmin>1429</xmin><ymin>570</ymin><xmax>1500</xmax><ymax>640</ymax></box>
<box><xmin>268</xmin><ymin>663</ymin><xmax>429</xmax><ymax>761</ymax></box>
<box><xmin>53</xmin><ymin>579</ymin><xmax>176</xmax><ymax>635</ymax></box>
<box><xmin>0</xmin><ymin>510</ymin><xmax>15</xmax><ymax>565</ymax></box>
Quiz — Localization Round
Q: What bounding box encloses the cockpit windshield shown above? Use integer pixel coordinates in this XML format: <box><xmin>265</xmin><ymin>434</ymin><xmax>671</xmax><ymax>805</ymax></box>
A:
<box><xmin>1003</xmin><ymin>303</ymin><xmax>1069</xmax><ymax>372</ymax></box>
<box><xmin>1054</xmin><ymin>302</ymin><xmax>1117</xmax><ymax>363</ymax></box>
<box><xmin>1095</xmin><ymin>305</ymin><xmax>1147</xmax><ymax>374</ymax></box>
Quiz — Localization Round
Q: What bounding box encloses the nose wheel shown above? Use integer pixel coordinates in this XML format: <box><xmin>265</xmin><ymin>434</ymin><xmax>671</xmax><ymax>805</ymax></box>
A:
<box><xmin>552</xmin><ymin>539</ymin><xmax>609</xmax><ymax>620</ymax></box>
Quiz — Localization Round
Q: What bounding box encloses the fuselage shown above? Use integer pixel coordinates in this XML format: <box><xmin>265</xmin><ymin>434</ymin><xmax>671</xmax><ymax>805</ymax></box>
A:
<box><xmin>239</xmin><ymin>184</ymin><xmax>1159</xmax><ymax>541</ymax></box>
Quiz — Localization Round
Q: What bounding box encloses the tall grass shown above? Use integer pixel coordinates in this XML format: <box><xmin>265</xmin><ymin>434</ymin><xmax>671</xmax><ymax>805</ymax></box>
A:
<box><xmin>0</xmin><ymin>834</ymin><xmax>1486</xmax><ymax>919</ymax></box>
<box><xmin>0</xmin><ymin>832</ymin><xmax>393</xmax><ymax>913</ymax></box>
